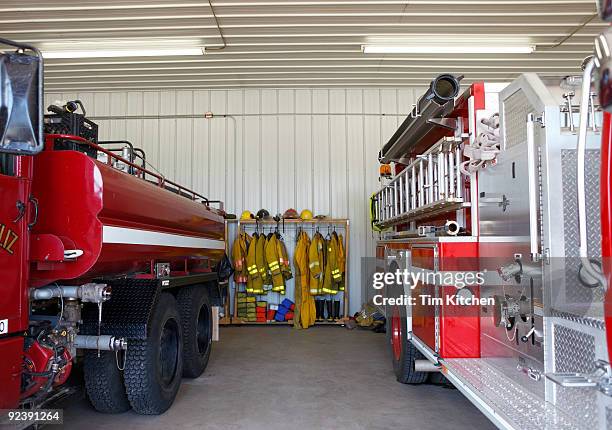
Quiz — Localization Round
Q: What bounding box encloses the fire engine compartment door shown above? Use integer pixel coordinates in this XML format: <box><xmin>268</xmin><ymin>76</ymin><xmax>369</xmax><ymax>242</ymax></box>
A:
<box><xmin>383</xmin><ymin>246</ymin><xmax>411</xmax><ymax>329</ymax></box>
<box><xmin>411</xmin><ymin>245</ymin><xmax>439</xmax><ymax>353</ymax></box>
<box><xmin>0</xmin><ymin>41</ymin><xmax>43</xmax><ymax>155</ymax></box>
<box><xmin>0</xmin><ymin>173</ymin><xmax>30</xmax><ymax>335</ymax></box>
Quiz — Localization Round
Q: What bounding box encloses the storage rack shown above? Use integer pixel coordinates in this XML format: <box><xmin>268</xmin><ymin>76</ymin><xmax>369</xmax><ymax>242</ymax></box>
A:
<box><xmin>224</xmin><ymin>218</ymin><xmax>350</xmax><ymax>326</ymax></box>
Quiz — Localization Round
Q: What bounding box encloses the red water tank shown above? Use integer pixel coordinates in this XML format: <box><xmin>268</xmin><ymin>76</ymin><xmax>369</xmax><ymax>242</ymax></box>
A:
<box><xmin>29</xmin><ymin>135</ymin><xmax>226</xmax><ymax>287</ymax></box>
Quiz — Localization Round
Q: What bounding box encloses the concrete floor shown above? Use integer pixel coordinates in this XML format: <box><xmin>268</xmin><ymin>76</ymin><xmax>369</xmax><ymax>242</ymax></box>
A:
<box><xmin>63</xmin><ymin>327</ymin><xmax>494</xmax><ymax>430</ymax></box>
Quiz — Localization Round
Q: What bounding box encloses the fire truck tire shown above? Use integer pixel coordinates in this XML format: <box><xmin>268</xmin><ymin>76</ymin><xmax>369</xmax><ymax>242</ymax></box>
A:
<box><xmin>387</xmin><ymin>306</ymin><xmax>427</xmax><ymax>384</ymax></box>
<box><xmin>428</xmin><ymin>372</ymin><xmax>451</xmax><ymax>386</ymax></box>
<box><xmin>83</xmin><ymin>350</ymin><xmax>131</xmax><ymax>413</ymax></box>
<box><xmin>124</xmin><ymin>292</ymin><xmax>183</xmax><ymax>415</ymax></box>
<box><xmin>177</xmin><ymin>284</ymin><xmax>212</xmax><ymax>378</ymax></box>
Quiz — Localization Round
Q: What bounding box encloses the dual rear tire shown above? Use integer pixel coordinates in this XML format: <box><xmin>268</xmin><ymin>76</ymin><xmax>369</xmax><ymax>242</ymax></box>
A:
<box><xmin>178</xmin><ymin>285</ymin><xmax>213</xmax><ymax>378</ymax></box>
<box><xmin>84</xmin><ymin>285</ymin><xmax>213</xmax><ymax>415</ymax></box>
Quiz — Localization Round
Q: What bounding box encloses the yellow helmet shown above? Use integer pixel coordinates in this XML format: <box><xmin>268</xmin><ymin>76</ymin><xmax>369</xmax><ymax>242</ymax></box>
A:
<box><xmin>300</xmin><ymin>209</ymin><xmax>313</xmax><ymax>220</ymax></box>
<box><xmin>240</xmin><ymin>210</ymin><xmax>254</xmax><ymax>220</ymax></box>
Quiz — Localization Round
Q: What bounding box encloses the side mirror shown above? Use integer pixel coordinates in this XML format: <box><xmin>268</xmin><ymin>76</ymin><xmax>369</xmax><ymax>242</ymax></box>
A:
<box><xmin>595</xmin><ymin>31</ymin><xmax>612</xmax><ymax>112</ymax></box>
<box><xmin>598</xmin><ymin>0</ymin><xmax>612</xmax><ymax>21</ymax></box>
<box><xmin>0</xmin><ymin>38</ymin><xmax>43</xmax><ymax>155</ymax></box>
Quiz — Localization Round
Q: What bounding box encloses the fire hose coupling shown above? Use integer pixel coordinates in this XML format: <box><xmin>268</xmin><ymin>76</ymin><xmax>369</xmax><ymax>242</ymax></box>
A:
<box><xmin>30</xmin><ymin>283</ymin><xmax>112</xmax><ymax>303</ymax></box>
<box><xmin>497</xmin><ymin>259</ymin><xmax>522</xmax><ymax>283</ymax></box>
<box><xmin>74</xmin><ymin>335</ymin><xmax>127</xmax><ymax>352</ymax></box>
<box><xmin>417</xmin><ymin>220</ymin><xmax>460</xmax><ymax>237</ymax></box>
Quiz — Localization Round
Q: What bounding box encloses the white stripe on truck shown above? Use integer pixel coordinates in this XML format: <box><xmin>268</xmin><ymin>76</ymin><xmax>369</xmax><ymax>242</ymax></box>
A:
<box><xmin>103</xmin><ymin>225</ymin><xmax>225</xmax><ymax>250</ymax></box>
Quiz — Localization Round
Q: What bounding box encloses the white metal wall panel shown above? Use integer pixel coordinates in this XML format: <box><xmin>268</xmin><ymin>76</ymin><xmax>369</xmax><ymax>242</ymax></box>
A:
<box><xmin>278</xmin><ymin>90</ymin><xmax>295</xmax><ymax>210</ymax></box>
<box><xmin>363</xmin><ymin>89</ymin><xmax>382</xmax><ymax>270</ymax></box>
<box><xmin>45</xmin><ymin>87</ymin><xmax>422</xmax><ymax>313</ymax></box>
<box><xmin>294</xmin><ymin>90</ymin><xmax>313</xmax><ymax>212</ymax></box>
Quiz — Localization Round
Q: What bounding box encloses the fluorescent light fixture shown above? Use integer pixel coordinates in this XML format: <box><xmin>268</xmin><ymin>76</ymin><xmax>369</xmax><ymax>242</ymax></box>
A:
<box><xmin>362</xmin><ymin>44</ymin><xmax>535</xmax><ymax>54</ymax></box>
<box><xmin>42</xmin><ymin>47</ymin><xmax>205</xmax><ymax>59</ymax></box>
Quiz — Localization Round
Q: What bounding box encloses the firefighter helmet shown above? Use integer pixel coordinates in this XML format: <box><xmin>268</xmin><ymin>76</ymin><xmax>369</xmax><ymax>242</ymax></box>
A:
<box><xmin>283</xmin><ymin>208</ymin><xmax>299</xmax><ymax>219</ymax></box>
<box><xmin>240</xmin><ymin>211</ymin><xmax>254</xmax><ymax>220</ymax></box>
<box><xmin>300</xmin><ymin>209</ymin><xmax>313</xmax><ymax>220</ymax></box>
<box><xmin>256</xmin><ymin>209</ymin><xmax>271</xmax><ymax>219</ymax></box>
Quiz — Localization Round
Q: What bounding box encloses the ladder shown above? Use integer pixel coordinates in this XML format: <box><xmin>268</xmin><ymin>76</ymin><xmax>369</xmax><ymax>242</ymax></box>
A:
<box><xmin>373</xmin><ymin>138</ymin><xmax>469</xmax><ymax>228</ymax></box>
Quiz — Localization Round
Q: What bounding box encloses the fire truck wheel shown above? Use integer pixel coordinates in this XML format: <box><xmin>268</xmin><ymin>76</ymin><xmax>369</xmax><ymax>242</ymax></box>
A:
<box><xmin>178</xmin><ymin>284</ymin><xmax>212</xmax><ymax>378</ymax></box>
<box><xmin>124</xmin><ymin>292</ymin><xmax>183</xmax><ymax>415</ymax></box>
<box><xmin>83</xmin><ymin>350</ymin><xmax>131</xmax><ymax>413</ymax></box>
<box><xmin>388</xmin><ymin>305</ymin><xmax>427</xmax><ymax>384</ymax></box>
<box><xmin>428</xmin><ymin>371</ymin><xmax>452</xmax><ymax>386</ymax></box>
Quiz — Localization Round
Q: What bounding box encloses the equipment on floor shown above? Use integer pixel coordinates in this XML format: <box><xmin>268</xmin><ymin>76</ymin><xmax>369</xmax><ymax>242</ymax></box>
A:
<box><xmin>315</xmin><ymin>299</ymin><xmax>324</xmax><ymax>322</ymax></box>
<box><xmin>0</xmin><ymin>38</ymin><xmax>227</xmax><ymax>414</ymax></box>
<box><xmin>355</xmin><ymin>303</ymin><xmax>385</xmax><ymax>330</ymax></box>
<box><xmin>237</xmin><ymin>293</ymin><xmax>257</xmax><ymax>321</ymax></box>
<box><xmin>274</xmin><ymin>299</ymin><xmax>295</xmax><ymax>322</ymax></box>
<box><xmin>256</xmin><ymin>301</ymin><xmax>267</xmax><ymax>323</ymax></box>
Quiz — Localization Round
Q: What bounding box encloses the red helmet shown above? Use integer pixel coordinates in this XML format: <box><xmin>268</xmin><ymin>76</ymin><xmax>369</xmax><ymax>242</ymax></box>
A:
<box><xmin>283</xmin><ymin>208</ymin><xmax>299</xmax><ymax>219</ymax></box>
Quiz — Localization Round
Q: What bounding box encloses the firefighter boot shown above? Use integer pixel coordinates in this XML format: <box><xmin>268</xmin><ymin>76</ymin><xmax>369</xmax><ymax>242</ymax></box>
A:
<box><xmin>333</xmin><ymin>300</ymin><xmax>341</xmax><ymax>321</ymax></box>
<box><xmin>315</xmin><ymin>299</ymin><xmax>323</xmax><ymax>321</ymax></box>
<box><xmin>325</xmin><ymin>299</ymin><xmax>334</xmax><ymax>322</ymax></box>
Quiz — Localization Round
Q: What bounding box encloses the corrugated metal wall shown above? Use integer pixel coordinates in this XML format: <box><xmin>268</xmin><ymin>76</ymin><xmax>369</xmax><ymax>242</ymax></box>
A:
<box><xmin>45</xmin><ymin>87</ymin><xmax>423</xmax><ymax>313</ymax></box>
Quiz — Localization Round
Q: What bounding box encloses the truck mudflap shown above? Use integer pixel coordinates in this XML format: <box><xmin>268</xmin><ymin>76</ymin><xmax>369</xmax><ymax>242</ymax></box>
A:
<box><xmin>82</xmin><ymin>278</ymin><xmax>160</xmax><ymax>340</ymax></box>
<box><xmin>81</xmin><ymin>273</ymin><xmax>220</xmax><ymax>340</ymax></box>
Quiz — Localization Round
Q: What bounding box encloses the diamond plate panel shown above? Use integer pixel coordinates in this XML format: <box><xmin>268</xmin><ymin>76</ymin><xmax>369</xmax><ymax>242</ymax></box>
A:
<box><xmin>553</xmin><ymin>324</ymin><xmax>597</xmax><ymax>373</ymax></box>
<box><xmin>503</xmin><ymin>90</ymin><xmax>532</xmax><ymax>150</ymax></box>
<box><xmin>561</xmin><ymin>149</ymin><xmax>603</xmax><ymax>309</ymax></box>
<box><xmin>443</xmin><ymin>358</ymin><xmax>583</xmax><ymax>429</ymax></box>
<box><xmin>553</xmin><ymin>324</ymin><xmax>598</xmax><ymax>429</ymax></box>
<box><xmin>550</xmin><ymin>309</ymin><xmax>606</xmax><ymax>331</ymax></box>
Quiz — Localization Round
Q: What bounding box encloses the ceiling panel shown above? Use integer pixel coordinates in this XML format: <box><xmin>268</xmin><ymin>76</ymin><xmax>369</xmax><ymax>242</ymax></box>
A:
<box><xmin>0</xmin><ymin>0</ymin><xmax>605</xmax><ymax>90</ymax></box>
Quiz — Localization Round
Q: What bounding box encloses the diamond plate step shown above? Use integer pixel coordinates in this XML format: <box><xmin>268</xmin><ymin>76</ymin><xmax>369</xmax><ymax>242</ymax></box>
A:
<box><xmin>442</xmin><ymin>358</ymin><xmax>586</xmax><ymax>430</ymax></box>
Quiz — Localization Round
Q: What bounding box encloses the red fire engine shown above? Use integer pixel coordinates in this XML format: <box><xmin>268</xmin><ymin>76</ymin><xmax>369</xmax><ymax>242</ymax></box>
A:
<box><xmin>0</xmin><ymin>38</ymin><xmax>228</xmax><ymax>415</ymax></box>
<box><xmin>372</xmin><ymin>8</ymin><xmax>612</xmax><ymax>426</ymax></box>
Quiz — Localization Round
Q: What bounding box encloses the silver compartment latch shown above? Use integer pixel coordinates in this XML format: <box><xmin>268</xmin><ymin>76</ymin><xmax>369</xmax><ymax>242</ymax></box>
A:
<box><xmin>517</xmin><ymin>362</ymin><xmax>542</xmax><ymax>382</ymax></box>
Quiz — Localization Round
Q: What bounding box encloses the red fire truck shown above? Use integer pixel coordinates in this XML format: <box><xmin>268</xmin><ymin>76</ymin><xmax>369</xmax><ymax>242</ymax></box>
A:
<box><xmin>0</xmin><ymin>38</ymin><xmax>227</xmax><ymax>415</ymax></box>
<box><xmin>372</xmin><ymin>5</ymin><xmax>612</xmax><ymax>427</ymax></box>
